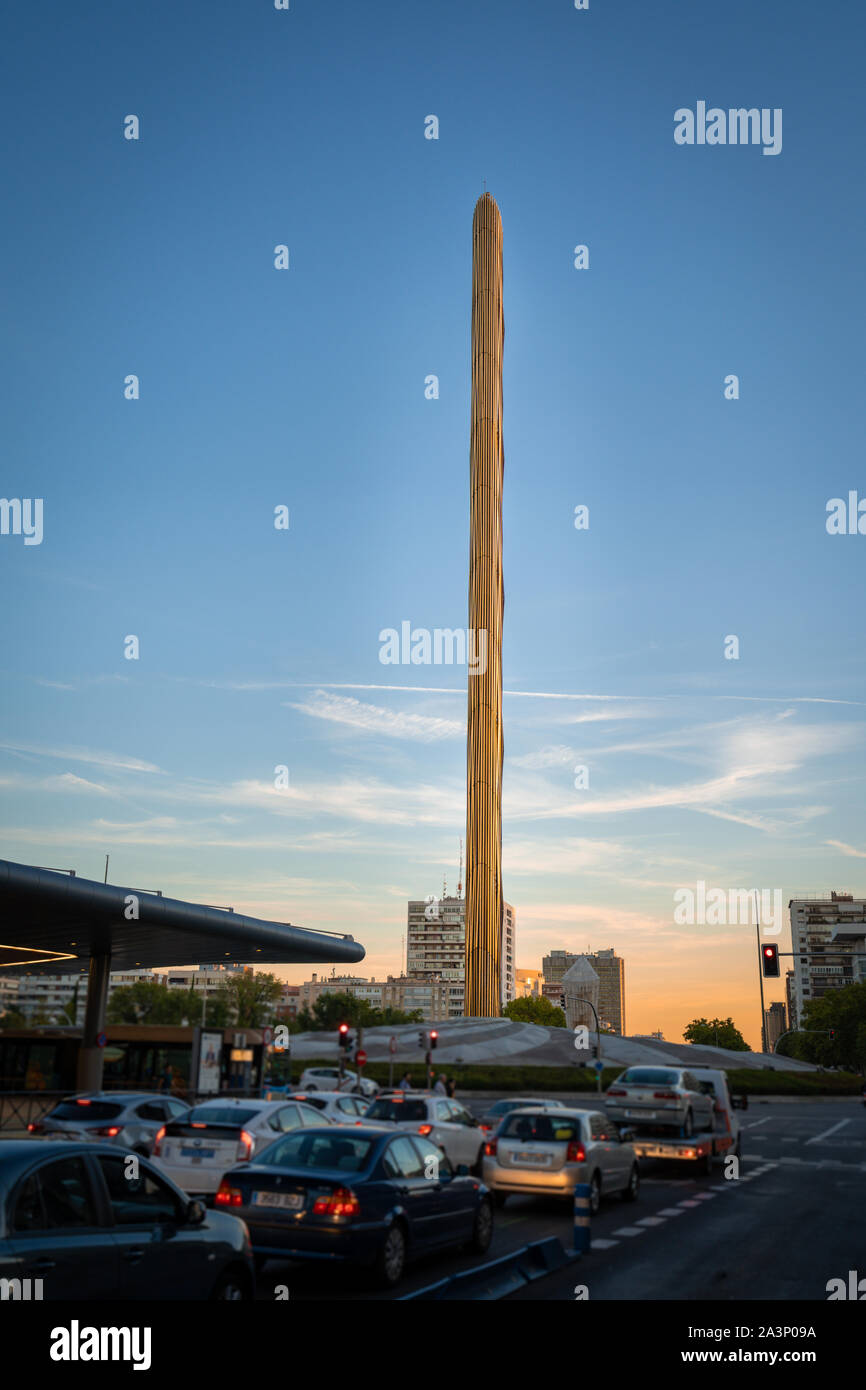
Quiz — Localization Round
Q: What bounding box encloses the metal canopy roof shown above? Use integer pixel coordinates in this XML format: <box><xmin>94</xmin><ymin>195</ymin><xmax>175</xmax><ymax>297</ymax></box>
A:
<box><xmin>0</xmin><ymin>858</ymin><xmax>365</xmax><ymax>974</ymax></box>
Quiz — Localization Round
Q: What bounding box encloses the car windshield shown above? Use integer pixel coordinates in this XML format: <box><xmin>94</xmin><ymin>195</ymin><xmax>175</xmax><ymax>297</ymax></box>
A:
<box><xmin>185</xmin><ymin>1106</ymin><xmax>260</xmax><ymax>1125</ymax></box>
<box><xmin>256</xmin><ymin>1132</ymin><xmax>375</xmax><ymax>1172</ymax></box>
<box><xmin>618</xmin><ymin>1069</ymin><xmax>681</xmax><ymax>1086</ymax></box>
<box><xmin>365</xmin><ymin>1099</ymin><xmax>428</xmax><ymax>1123</ymax></box>
<box><xmin>500</xmin><ymin>1114</ymin><xmax>581</xmax><ymax>1142</ymax></box>
<box><xmin>47</xmin><ymin>1100</ymin><xmax>124</xmax><ymax>1122</ymax></box>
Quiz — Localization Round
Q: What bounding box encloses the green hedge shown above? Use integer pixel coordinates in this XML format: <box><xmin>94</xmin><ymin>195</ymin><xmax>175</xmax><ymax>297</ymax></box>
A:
<box><xmin>284</xmin><ymin>1059</ymin><xmax>863</xmax><ymax>1096</ymax></box>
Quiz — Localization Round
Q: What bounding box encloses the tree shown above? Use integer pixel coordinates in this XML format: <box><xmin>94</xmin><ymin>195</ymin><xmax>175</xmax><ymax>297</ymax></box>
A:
<box><xmin>683</xmin><ymin>1017</ymin><xmax>750</xmax><ymax>1051</ymax></box>
<box><xmin>213</xmin><ymin>971</ymin><xmax>282</xmax><ymax>1028</ymax></box>
<box><xmin>107</xmin><ymin>981</ymin><xmax>190</xmax><ymax>1025</ymax></box>
<box><xmin>502</xmin><ymin>996</ymin><xmax>566</xmax><ymax>1027</ymax></box>
<box><xmin>787</xmin><ymin>982</ymin><xmax>866</xmax><ymax>1070</ymax></box>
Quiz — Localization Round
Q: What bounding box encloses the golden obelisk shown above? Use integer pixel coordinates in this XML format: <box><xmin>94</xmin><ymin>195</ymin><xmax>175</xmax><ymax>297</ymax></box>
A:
<box><xmin>465</xmin><ymin>192</ymin><xmax>504</xmax><ymax>1017</ymax></box>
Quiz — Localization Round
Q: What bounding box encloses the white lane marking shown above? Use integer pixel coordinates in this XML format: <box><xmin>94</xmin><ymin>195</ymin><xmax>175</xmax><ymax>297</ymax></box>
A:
<box><xmin>806</xmin><ymin>1118</ymin><xmax>851</xmax><ymax>1146</ymax></box>
<box><xmin>710</xmin><ymin>1184</ymin><xmax>732</xmax><ymax>1191</ymax></box>
<box><xmin>588</xmin><ymin>1237</ymin><xmax>619</xmax><ymax>1249</ymax></box>
<box><xmin>676</xmin><ymin>1199</ymin><xmax>701</xmax><ymax>1207</ymax></box>
<box><xmin>693</xmin><ymin>1192</ymin><xmax>717</xmax><ymax>1199</ymax></box>
<box><xmin>658</xmin><ymin>1207</ymin><xmax>687</xmax><ymax>1216</ymax></box>
<box><xmin>744</xmin><ymin>1117</ymin><xmax>773</xmax><ymax>1129</ymax></box>
<box><xmin>635</xmin><ymin>1216</ymin><xmax>667</xmax><ymax>1226</ymax></box>
<box><xmin>750</xmin><ymin>1136</ymin><xmax>768</xmax><ymax>1142</ymax></box>
<box><xmin>611</xmin><ymin>1226</ymin><xmax>647</xmax><ymax>1237</ymax></box>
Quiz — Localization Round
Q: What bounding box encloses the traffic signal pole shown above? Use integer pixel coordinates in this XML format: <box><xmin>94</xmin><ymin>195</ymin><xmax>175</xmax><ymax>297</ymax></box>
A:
<box><xmin>755</xmin><ymin>891</ymin><xmax>768</xmax><ymax>1054</ymax></box>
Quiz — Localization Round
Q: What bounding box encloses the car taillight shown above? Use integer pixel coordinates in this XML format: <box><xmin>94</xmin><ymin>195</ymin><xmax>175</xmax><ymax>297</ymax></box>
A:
<box><xmin>152</xmin><ymin>1125</ymin><xmax>166</xmax><ymax>1155</ymax></box>
<box><xmin>312</xmin><ymin>1186</ymin><xmax>359</xmax><ymax>1216</ymax></box>
<box><xmin>417</xmin><ymin>1124</ymin><xmax>433</xmax><ymax>1136</ymax></box>
<box><xmin>654</xmin><ymin>1091</ymin><xmax>678</xmax><ymax>1099</ymax></box>
<box><xmin>27</xmin><ymin>1122</ymin><xmax>43</xmax><ymax>1133</ymax></box>
<box><xmin>484</xmin><ymin>1138</ymin><xmax>497</xmax><ymax>1157</ymax></box>
<box><xmin>96</xmin><ymin>1126</ymin><xmax>121</xmax><ymax>1137</ymax></box>
<box><xmin>237</xmin><ymin>1129</ymin><xmax>254</xmax><ymax>1160</ymax></box>
<box><xmin>215</xmin><ymin>1182</ymin><xmax>243</xmax><ymax>1207</ymax></box>
<box><xmin>607</xmin><ymin>1089</ymin><xmax>627</xmax><ymax>1097</ymax></box>
<box><xmin>566</xmin><ymin>1140</ymin><xmax>586</xmax><ymax>1162</ymax></box>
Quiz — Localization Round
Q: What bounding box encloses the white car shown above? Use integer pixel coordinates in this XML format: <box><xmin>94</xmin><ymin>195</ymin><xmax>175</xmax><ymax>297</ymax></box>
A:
<box><xmin>284</xmin><ymin>1091</ymin><xmax>371</xmax><ymax>1122</ymax></box>
<box><xmin>482</xmin><ymin>1107</ymin><xmax>640</xmax><ymax>1212</ymax></box>
<box><xmin>605</xmin><ymin>1066</ymin><xmax>715</xmax><ymax>1135</ymax></box>
<box><xmin>298</xmin><ymin>1066</ymin><xmax>378</xmax><ymax>1098</ymax></box>
<box><xmin>152</xmin><ymin>1097</ymin><xmax>330</xmax><ymax>1195</ymax></box>
<box><xmin>362</xmin><ymin>1091</ymin><xmax>485</xmax><ymax>1172</ymax></box>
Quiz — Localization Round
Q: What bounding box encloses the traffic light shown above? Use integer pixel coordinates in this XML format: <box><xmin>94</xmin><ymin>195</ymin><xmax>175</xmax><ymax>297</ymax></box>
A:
<box><xmin>418</xmin><ymin>1031</ymin><xmax>426</xmax><ymax>1049</ymax></box>
<box><xmin>828</xmin><ymin>1028</ymin><xmax>836</xmax><ymax>1041</ymax></box>
<box><xmin>429</xmin><ymin>1030</ymin><xmax>438</xmax><ymax>1050</ymax></box>
<box><xmin>338</xmin><ymin>1023</ymin><xmax>350</xmax><ymax>1049</ymax></box>
<box><xmin>761</xmin><ymin>944</ymin><xmax>780</xmax><ymax>978</ymax></box>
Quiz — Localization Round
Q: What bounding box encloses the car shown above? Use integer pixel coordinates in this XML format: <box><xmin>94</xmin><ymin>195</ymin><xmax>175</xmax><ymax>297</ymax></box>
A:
<box><xmin>0</xmin><ymin>1139</ymin><xmax>255</xmax><ymax>1299</ymax></box>
<box><xmin>217</xmin><ymin>1126</ymin><xmax>493</xmax><ymax>1287</ymax></box>
<box><xmin>362</xmin><ymin>1092</ymin><xmax>485</xmax><ymax>1171</ymax></box>
<box><xmin>297</xmin><ymin>1066</ymin><xmax>379</xmax><ymax>1098</ymax></box>
<box><xmin>605</xmin><ymin>1067</ymin><xmax>715</xmax><ymax>1135</ymax></box>
<box><xmin>151</xmin><ymin>1097</ymin><xmax>330</xmax><ymax>1195</ymax></box>
<box><xmin>477</xmin><ymin>1096</ymin><xmax>567</xmax><ymax>1134</ymax></box>
<box><xmin>27</xmin><ymin>1092</ymin><xmax>190</xmax><ymax>1156</ymax></box>
<box><xmin>482</xmin><ymin>1107</ymin><xmax>640</xmax><ymax>1213</ymax></box>
<box><xmin>282</xmin><ymin>1091</ymin><xmax>371</xmax><ymax>1123</ymax></box>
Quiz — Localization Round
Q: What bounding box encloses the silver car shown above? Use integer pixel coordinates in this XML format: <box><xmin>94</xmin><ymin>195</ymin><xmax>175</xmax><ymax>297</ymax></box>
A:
<box><xmin>482</xmin><ymin>1107</ymin><xmax>639</xmax><ymax>1213</ymax></box>
<box><xmin>28</xmin><ymin>1091</ymin><xmax>189</xmax><ymax>1155</ymax></box>
<box><xmin>605</xmin><ymin>1067</ymin><xmax>715</xmax><ymax>1135</ymax></box>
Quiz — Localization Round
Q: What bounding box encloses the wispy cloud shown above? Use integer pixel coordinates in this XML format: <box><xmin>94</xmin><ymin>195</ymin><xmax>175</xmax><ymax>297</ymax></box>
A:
<box><xmin>286</xmin><ymin>690</ymin><xmax>463</xmax><ymax>741</ymax></box>
<box><xmin>0</xmin><ymin>741</ymin><xmax>162</xmax><ymax>773</ymax></box>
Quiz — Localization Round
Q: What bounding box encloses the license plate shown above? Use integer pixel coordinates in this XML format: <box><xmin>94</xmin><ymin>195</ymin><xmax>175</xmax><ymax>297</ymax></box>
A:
<box><xmin>513</xmin><ymin>1151</ymin><xmax>551</xmax><ymax>1167</ymax></box>
<box><xmin>626</xmin><ymin>1111</ymin><xmax>656</xmax><ymax>1120</ymax></box>
<box><xmin>252</xmin><ymin>1191</ymin><xmax>304</xmax><ymax>1210</ymax></box>
<box><xmin>181</xmin><ymin>1147</ymin><xmax>215</xmax><ymax>1160</ymax></box>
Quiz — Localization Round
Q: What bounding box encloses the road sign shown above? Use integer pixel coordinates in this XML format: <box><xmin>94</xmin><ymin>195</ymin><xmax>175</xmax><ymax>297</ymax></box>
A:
<box><xmin>356</xmin><ymin>1049</ymin><xmax>367</xmax><ymax>1067</ymax></box>
<box><xmin>96</xmin><ymin>1032</ymin><xmax>107</xmax><ymax>1048</ymax></box>
<box><xmin>389</xmin><ymin>1036</ymin><xmax>397</xmax><ymax>1054</ymax></box>
<box><xmin>592</xmin><ymin>1060</ymin><xmax>604</xmax><ymax>1072</ymax></box>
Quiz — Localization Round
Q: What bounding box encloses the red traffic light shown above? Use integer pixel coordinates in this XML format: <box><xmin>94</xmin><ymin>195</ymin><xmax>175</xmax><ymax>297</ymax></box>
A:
<box><xmin>430</xmin><ymin>1030</ymin><xmax>438</xmax><ymax>1039</ymax></box>
<box><xmin>761</xmin><ymin>944</ymin><xmax>780</xmax><ymax>978</ymax></box>
<box><xmin>338</xmin><ymin>1023</ymin><xmax>349</xmax><ymax>1034</ymax></box>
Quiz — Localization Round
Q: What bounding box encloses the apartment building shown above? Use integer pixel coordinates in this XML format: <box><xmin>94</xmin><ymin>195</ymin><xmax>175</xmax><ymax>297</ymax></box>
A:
<box><xmin>789</xmin><ymin>892</ymin><xmax>866</xmax><ymax>1023</ymax></box>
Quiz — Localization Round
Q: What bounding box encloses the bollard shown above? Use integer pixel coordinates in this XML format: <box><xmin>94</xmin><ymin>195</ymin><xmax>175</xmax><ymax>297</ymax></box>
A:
<box><xmin>573</xmin><ymin>1181</ymin><xmax>591</xmax><ymax>1253</ymax></box>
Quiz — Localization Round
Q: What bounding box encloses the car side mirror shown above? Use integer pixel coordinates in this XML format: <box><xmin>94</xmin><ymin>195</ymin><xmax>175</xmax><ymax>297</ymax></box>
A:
<box><xmin>186</xmin><ymin>1199</ymin><xmax>207</xmax><ymax>1226</ymax></box>
<box><xmin>455</xmin><ymin>1163</ymin><xmax>469</xmax><ymax>1177</ymax></box>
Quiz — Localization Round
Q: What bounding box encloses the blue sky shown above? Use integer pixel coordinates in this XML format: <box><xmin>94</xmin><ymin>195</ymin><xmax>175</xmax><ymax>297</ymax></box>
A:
<box><xmin>2</xmin><ymin>1</ymin><xmax>865</xmax><ymax>1045</ymax></box>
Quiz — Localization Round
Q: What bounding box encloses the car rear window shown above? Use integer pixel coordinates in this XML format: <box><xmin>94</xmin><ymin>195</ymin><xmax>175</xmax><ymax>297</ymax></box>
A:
<box><xmin>366</xmin><ymin>1099</ymin><xmax>428</xmax><ymax>1123</ymax></box>
<box><xmin>256</xmin><ymin>1133</ymin><xmax>375</xmax><ymax>1172</ymax></box>
<box><xmin>500</xmin><ymin>1114</ymin><xmax>582</xmax><ymax>1142</ymax></box>
<box><xmin>47</xmin><ymin>1100</ymin><xmax>124</xmax><ymax>1122</ymax></box>
<box><xmin>618</xmin><ymin>1069</ymin><xmax>680</xmax><ymax>1086</ymax></box>
<box><xmin>185</xmin><ymin>1105</ymin><xmax>260</xmax><ymax>1125</ymax></box>
<box><xmin>293</xmin><ymin>1096</ymin><xmax>327</xmax><ymax>1110</ymax></box>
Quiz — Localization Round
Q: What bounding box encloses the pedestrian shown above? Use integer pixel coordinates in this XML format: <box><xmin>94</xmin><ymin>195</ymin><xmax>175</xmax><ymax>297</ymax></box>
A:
<box><xmin>159</xmin><ymin>1062</ymin><xmax>173</xmax><ymax>1094</ymax></box>
<box><xmin>433</xmin><ymin>1074</ymin><xmax>447</xmax><ymax>1095</ymax></box>
<box><xmin>398</xmin><ymin>1070</ymin><xmax>412</xmax><ymax>1091</ymax></box>
<box><xmin>445</xmin><ymin>1076</ymin><xmax>456</xmax><ymax>1099</ymax></box>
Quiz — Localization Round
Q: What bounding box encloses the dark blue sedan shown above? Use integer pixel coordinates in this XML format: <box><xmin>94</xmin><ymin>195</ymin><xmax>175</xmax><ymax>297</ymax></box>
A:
<box><xmin>217</xmin><ymin>1125</ymin><xmax>494</xmax><ymax>1286</ymax></box>
<box><xmin>0</xmin><ymin>1140</ymin><xmax>256</xmax><ymax>1299</ymax></box>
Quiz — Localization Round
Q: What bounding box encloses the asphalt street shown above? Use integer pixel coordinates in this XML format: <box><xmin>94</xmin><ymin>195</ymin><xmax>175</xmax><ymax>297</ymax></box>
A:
<box><xmin>254</xmin><ymin>1098</ymin><xmax>866</xmax><ymax>1302</ymax></box>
